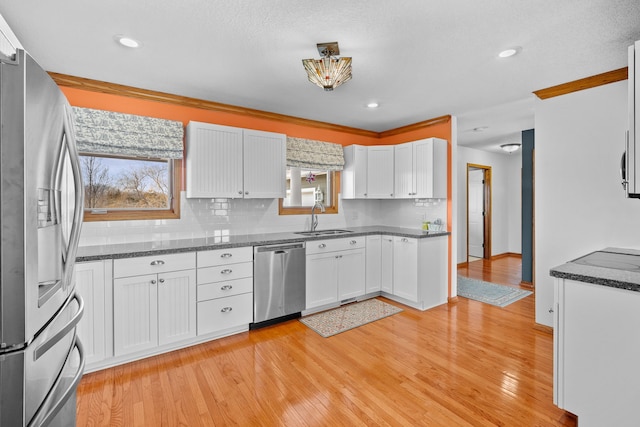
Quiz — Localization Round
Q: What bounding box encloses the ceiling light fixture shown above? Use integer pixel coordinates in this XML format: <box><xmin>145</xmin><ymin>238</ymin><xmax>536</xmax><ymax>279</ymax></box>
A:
<box><xmin>115</xmin><ymin>35</ymin><xmax>140</xmax><ymax>48</ymax></box>
<box><xmin>500</xmin><ymin>143</ymin><xmax>521</xmax><ymax>153</ymax></box>
<box><xmin>302</xmin><ymin>42</ymin><xmax>352</xmax><ymax>91</ymax></box>
<box><xmin>498</xmin><ymin>47</ymin><xmax>520</xmax><ymax>58</ymax></box>
<box><xmin>367</xmin><ymin>102</ymin><xmax>379</xmax><ymax>108</ymax></box>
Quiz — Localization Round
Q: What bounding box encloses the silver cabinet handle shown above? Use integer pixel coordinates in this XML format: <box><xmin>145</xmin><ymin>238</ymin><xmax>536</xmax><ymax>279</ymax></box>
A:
<box><xmin>238</xmin><ymin>190</ymin><xmax>243</xmax><ymax>195</ymax></box>
<box><xmin>150</xmin><ymin>260</ymin><xmax>165</xmax><ymax>266</ymax></box>
<box><xmin>401</xmin><ymin>238</ymin><xmax>409</xmax><ymax>243</ymax></box>
<box><xmin>221</xmin><ymin>284</ymin><xmax>233</xmax><ymax>291</ymax></box>
<box><xmin>549</xmin><ymin>308</ymin><xmax>554</xmax><ymax>313</ymax></box>
<box><xmin>221</xmin><ymin>269</ymin><xmax>233</xmax><ymax>275</ymax></box>
<box><xmin>364</xmin><ymin>193</ymin><xmax>367</xmax><ymax>196</ymax></box>
<box><xmin>159</xmin><ymin>278</ymin><xmax>165</xmax><ymax>284</ymax></box>
<box><xmin>221</xmin><ymin>307</ymin><xmax>233</xmax><ymax>313</ymax></box>
<box><xmin>335</xmin><ymin>255</ymin><xmax>343</xmax><ymax>259</ymax></box>
<box><xmin>350</xmin><ymin>240</ymin><xmax>357</xmax><ymax>245</ymax></box>
<box><xmin>319</xmin><ymin>243</ymin><xmax>326</xmax><ymax>248</ymax></box>
<box><xmin>220</xmin><ymin>253</ymin><xmax>233</xmax><ymax>258</ymax></box>
<box><xmin>245</xmin><ymin>191</ymin><xmax>249</xmax><ymax>195</ymax></box>
<box><xmin>151</xmin><ymin>279</ymin><xmax>157</xmax><ymax>284</ymax></box>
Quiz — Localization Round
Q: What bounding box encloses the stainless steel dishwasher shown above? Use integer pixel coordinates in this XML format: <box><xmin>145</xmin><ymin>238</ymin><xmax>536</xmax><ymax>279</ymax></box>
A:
<box><xmin>252</xmin><ymin>242</ymin><xmax>306</xmax><ymax>328</ymax></box>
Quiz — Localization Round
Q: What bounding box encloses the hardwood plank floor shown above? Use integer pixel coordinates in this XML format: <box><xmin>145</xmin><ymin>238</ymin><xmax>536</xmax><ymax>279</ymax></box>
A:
<box><xmin>77</xmin><ymin>256</ymin><xmax>575</xmax><ymax>426</ymax></box>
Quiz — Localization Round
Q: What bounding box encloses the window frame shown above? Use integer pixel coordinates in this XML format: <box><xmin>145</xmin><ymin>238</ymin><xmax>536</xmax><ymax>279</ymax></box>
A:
<box><xmin>278</xmin><ymin>171</ymin><xmax>340</xmax><ymax>215</ymax></box>
<box><xmin>81</xmin><ymin>155</ymin><xmax>182</xmax><ymax>222</ymax></box>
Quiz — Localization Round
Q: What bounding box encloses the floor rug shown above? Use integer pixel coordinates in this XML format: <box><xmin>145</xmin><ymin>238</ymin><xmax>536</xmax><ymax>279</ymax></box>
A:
<box><xmin>300</xmin><ymin>299</ymin><xmax>402</xmax><ymax>337</ymax></box>
<box><xmin>457</xmin><ymin>276</ymin><xmax>532</xmax><ymax>307</ymax></box>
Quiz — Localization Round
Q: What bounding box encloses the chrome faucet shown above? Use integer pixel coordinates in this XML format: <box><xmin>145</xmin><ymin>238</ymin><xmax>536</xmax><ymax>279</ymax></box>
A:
<box><xmin>310</xmin><ymin>201</ymin><xmax>325</xmax><ymax>231</ymax></box>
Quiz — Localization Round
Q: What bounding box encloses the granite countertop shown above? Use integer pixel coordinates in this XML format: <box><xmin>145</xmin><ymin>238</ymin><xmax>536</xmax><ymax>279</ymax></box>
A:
<box><xmin>550</xmin><ymin>247</ymin><xmax>640</xmax><ymax>292</ymax></box>
<box><xmin>76</xmin><ymin>226</ymin><xmax>450</xmax><ymax>262</ymax></box>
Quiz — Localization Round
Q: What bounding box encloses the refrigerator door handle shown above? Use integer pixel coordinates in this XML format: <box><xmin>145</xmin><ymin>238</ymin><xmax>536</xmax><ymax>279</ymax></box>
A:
<box><xmin>34</xmin><ymin>293</ymin><xmax>84</xmax><ymax>361</ymax></box>
<box><xmin>29</xmin><ymin>338</ymin><xmax>85</xmax><ymax>427</ymax></box>
<box><xmin>61</xmin><ymin>104</ymin><xmax>85</xmax><ymax>279</ymax></box>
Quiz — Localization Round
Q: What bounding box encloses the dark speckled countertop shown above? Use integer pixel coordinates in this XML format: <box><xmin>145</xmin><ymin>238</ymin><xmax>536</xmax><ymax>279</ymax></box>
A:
<box><xmin>76</xmin><ymin>226</ymin><xmax>450</xmax><ymax>262</ymax></box>
<box><xmin>550</xmin><ymin>247</ymin><xmax>640</xmax><ymax>292</ymax></box>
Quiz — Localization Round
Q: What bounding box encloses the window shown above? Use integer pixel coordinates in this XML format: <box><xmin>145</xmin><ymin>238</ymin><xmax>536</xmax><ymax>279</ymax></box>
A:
<box><xmin>279</xmin><ymin>167</ymin><xmax>339</xmax><ymax>215</ymax></box>
<box><xmin>81</xmin><ymin>153</ymin><xmax>181</xmax><ymax>221</ymax></box>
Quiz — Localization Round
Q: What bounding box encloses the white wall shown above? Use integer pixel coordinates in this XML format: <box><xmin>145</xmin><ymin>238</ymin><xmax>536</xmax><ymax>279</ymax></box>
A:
<box><xmin>456</xmin><ymin>146</ymin><xmax>522</xmax><ymax>261</ymax></box>
<box><xmin>534</xmin><ymin>80</ymin><xmax>640</xmax><ymax>326</ymax></box>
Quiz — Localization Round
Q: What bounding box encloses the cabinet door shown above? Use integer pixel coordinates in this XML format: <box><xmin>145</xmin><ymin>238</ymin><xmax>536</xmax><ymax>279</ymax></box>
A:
<box><xmin>367</xmin><ymin>146</ymin><xmax>395</xmax><ymax>198</ymax></box>
<box><xmin>342</xmin><ymin>145</ymin><xmax>368</xmax><ymax>199</ymax></box>
<box><xmin>157</xmin><ymin>270</ymin><xmax>197</xmax><ymax>346</ymax></box>
<box><xmin>186</xmin><ymin>122</ymin><xmax>243</xmax><ymax>198</ymax></box>
<box><xmin>114</xmin><ymin>274</ymin><xmax>158</xmax><ymax>356</ymax></box>
<box><xmin>381</xmin><ymin>236</ymin><xmax>394</xmax><ymax>293</ymax></box>
<box><xmin>365</xmin><ymin>235</ymin><xmax>382</xmax><ymax>293</ymax></box>
<box><xmin>413</xmin><ymin>139</ymin><xmax>433</xmax><ymax>198</ymax></box>
<box><xmin>75</xmin><ymin>261</ymin><xmax>106</xmax><ymax>365</ymax></box>
<box><xmin>243</xmin><ymin>129</ymin><xmax>286</xmax><ymax>198</ymax></box>
<box><xmin>394</xmin><ymin>142</ymin><xmax>414</xmax><ymax>198</ymax></box>
<box><xmin>306</xmin><ymin>253</ymin><xmax>338</xmax><ymax>309</ymax></box>
<box><xmin>393</xmin><ymin>237</ymin><xmax>418</xmax><ymax>302</ymax></box>
<box><xmin>338</xmin><ymin>249</ymin><xmax>366</xmax><ymax>301</ymax></box>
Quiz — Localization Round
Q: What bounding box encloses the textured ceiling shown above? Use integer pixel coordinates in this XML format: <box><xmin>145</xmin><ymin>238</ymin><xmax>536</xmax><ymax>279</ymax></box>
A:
<box><xmin>1</xmin><ymin>1</ymin><xmax>639</xmax><ymax>152</ymax></box>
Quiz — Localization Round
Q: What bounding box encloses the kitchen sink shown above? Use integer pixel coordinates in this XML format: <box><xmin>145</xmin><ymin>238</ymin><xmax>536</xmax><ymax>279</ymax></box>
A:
<box><xmin>294</xmin><ymin>229</ymin><xmax>353</xmax><ymax>237</ymax></box>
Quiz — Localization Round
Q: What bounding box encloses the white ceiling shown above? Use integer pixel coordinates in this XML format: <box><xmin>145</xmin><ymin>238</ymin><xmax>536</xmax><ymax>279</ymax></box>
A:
<box><xmin>1</xmin><ymin>1</ymin><xmax>639</xmax><ymax>152</ymax></box>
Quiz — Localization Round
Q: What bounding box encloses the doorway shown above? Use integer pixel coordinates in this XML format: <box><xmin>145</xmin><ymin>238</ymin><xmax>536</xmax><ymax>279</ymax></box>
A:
<box><xmin>467</xmin><ymin>164</ymin><xmax>491</xmax><ymax>262</ymax></box>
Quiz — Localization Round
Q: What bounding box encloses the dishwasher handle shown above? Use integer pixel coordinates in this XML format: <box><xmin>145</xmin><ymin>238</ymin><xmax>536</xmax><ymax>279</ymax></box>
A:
<box><xmin>254</xmin><ymin>243</ymin><xmax>305</xmax><ymax>253</ymax></box>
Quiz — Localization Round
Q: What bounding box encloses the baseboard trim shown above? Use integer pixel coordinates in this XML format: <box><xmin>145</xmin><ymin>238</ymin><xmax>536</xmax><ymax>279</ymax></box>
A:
<box><xmin>520</xmin><ymin>280</ymin><xmax>534</xmax><ymax>291</ymax></box>
<box><xmin>448</xmin><ymin>296</ymin><xmax>459</xmax><ymax>304</ymax></box>
<box><xmin>491</xmin><ymin>252</ymin><xmax>522</xmax><ymax>260</ymax></box>
<box><xmin>533</xmin><ymin>323</ymin><xmax>553</xmax><ymax>335</ymax></box>
<box><xmin>457</xmin><ymin>262</ymin><xmax>468</xmax><ymax>268</ymax></box>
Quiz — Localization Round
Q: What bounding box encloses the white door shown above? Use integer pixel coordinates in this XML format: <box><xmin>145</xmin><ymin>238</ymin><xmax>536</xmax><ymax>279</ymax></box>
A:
<box><xmin>394</xmin><ymin>142</ymin><xmax>414</xmax><ymax>198</ymax></box>
<box><xmin>338</xmin><ymin>249</ymin><xmax>366</xmax><ymax>300</ymax></box>
<box><xmin>243</xmin><ymin>129</ymin><xmax>286</xmax><ymax>198</ymax></box>
<box><xmin>157</xmin><ymin>269</ymin><xmax>196</xmax><ymax>346</ymax></box>
<box><xmin>367</xmin><ymin>146</ymin><xmax>395</xmax><ymax>198</ymax></box>
<box><xmin>468</xmin><ymin>168</ymin><xmax>485</xmax><ymax>258</ymax></box>
<box><xmin>114</xmin><ymin>274</ymin><xmax>158</xmax><ymax>356</ymax></box>
<box><xmin>306</xmin><ymin>253</ymin><xmax>338</xmax><ymax>309</ymax></box>
<box><xmin>393</xmin><ymin>237</ymin><xmax>418</xmax><ymax>302</ymax></box>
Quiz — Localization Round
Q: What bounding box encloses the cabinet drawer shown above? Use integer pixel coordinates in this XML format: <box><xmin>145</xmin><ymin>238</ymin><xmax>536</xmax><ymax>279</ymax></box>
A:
<box><xmin>197</xmin><ymin>246</ymin><xmax>253</xmax><ymax>267</ymax></box>
<box><xmin>198</xmin><ymin>277</ymin><xmax>253</xmax><ymax>302</ymax></box>
<box><xmin>305</xmin><ymin>236</ymin><xmax>366</xmax><ymax>255</ymax></box>
<box><xmin>197</xmin><ymin>261</ymin><xmax>253</xmax><ymax>284</ymax></box>
<box><xmin>114</xmin><ymin>252</ymin><xmax>196</xmax><ymax>278</ymax></box>
<box><xmin>197</xmin><ymin>292</ymin><xmax>253</xmax><ymax>335</ymax></box>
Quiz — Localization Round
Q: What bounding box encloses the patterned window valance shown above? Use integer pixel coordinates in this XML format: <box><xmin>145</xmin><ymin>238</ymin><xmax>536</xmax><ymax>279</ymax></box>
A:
<box><xmin>286</xmin><ymin>137</ymin><xmax>344</xmax><ymax>171</ymax></box>
<box><xmin>72</xmin><ymin>107</ymin><xmax>184</xmax><ymax>159</ymax></box>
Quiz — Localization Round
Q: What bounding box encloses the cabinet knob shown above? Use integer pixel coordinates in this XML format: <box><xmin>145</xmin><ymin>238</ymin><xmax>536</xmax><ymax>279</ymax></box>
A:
<box><xmin>221</xmin><ymin>269</ymin><xmax>233</xmax><ymax>275</ymax></box>
<box><xmin>364</xmin><ymin>193</ymin><xmax>367</xmax><ymax>196</ymax></box>
<box><xmin>549</xmin><ymin>308</ymin><xmax>554</xmax><ymax>313</ymax></box>
<box><xmin>390</xmin><ymin>193</ymin><xmax>393</xmax><ymax>197</ymax></box>
<box><xmin>159</xmin><ymin>278</ymin><xmax>165</xmax><ymax>284</ymax></box>
<box><xmin>151</xmin><ymin>279</ymin><xmax>157</xmax><ymax>284</ymax></box>
<box><xmin>245</xmin><ymin>191</ymin><xmax>249</xmax><ymax>195</ymax></box>
<box><xmin>402</xmin><ymin>238</ymin><xmax>409</xmax><ymax>243</ymax></box>
<box><xmin>150</xmin><ymin>260</ymin><xmax>165</xmax><ymax>266</ymax></box>
<box><xmin>221</xmin><ymin>307</ymin><xmax>233</xmax><ymax>313</ymax></box>
<box><xmin>350</xmin><ymin>240</ymin><xmax>357</xmax><ymax>245</ymax></box>
<box><xmin>319</xmin><ymin>243</ymin><xmax>326</xmax><ymax>248</ymax></box>
<box><xmin>221</xmin><ymin>284</ymin><xmax>233</xmax><ymax>291</ymax></box>
<box><xmin>238</xmin><ymin>191</ymin><xmax>243</xmax><ymax>195</ymax></box>
<box><xmin>335</xmin><ymin>255</ymin><xmax>343</xmax><ymax>259</ymax></box>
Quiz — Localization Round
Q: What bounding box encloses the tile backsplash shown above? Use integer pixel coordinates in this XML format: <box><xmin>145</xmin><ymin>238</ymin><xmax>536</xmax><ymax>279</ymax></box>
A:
<box><xmin>79</xmin><ymin>192</ymin><xmax>447</xmax><ymax>247</ymax></box>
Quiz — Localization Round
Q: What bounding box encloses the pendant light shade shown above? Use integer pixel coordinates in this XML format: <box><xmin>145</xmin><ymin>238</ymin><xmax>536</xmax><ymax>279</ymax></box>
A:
<box><xmin>302</xmin><ymin>42</ymin><xmax>352</xmax><ymax>91</ymax></box>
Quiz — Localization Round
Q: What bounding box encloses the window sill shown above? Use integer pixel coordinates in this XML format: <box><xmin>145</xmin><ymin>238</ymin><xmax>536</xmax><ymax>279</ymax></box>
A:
<box><xmin>83</xmin><ymin>209</ymin><xmax>180</xmax><ymax>222</ymax></box>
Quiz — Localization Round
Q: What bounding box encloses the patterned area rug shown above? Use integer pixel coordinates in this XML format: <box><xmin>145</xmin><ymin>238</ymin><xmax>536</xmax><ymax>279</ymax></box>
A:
<box><xmin>457</xmin><ymin>276</ymin><xmax>532</xmax><ymax>307</ymax></box>
<box><xmin>300</xmin><ymin>299</ymin><xmax>402</xmax><ymax>337</ymax></box>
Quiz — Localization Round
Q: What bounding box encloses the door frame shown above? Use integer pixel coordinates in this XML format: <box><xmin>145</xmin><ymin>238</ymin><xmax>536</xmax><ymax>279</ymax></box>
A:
<box><xmin>466</xmin><ymin>163</ymin><xmax>492</xmax><ymax>262</ymax></box>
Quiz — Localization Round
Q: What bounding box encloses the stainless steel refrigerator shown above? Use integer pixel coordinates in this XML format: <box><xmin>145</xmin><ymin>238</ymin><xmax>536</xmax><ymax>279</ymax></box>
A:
<box><xmin>0</xmin><ymin>28</ymin><xmax>85</xmax><ymax>426</ymax></box>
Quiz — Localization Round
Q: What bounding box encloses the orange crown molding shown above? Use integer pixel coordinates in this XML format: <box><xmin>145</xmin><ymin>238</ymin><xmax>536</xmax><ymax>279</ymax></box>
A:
<box><xmin>49</xmin><ymin>72</ymin><xmax>450</xmax><ymax>139</ymax></box>
<box><xmin>533</xmin><ymin>67</ymin><xmax>628</xmax><ymax>100</ymax></box>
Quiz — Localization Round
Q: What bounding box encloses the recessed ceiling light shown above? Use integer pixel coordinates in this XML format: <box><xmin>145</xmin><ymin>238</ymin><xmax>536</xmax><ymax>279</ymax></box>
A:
<box><xmin>115</xmin><ymin>35</ymin><xmax>141</xmax><ymax>48</ymax></box>
<box><xmin>498</xmin><ymin>47</ymin><xmax>520</xmax><ymax>58</ymax></box>
<box><xmin>367</xmin><ymin>102</ymin><xmax>379</xmax><ymax>108</ymax></box>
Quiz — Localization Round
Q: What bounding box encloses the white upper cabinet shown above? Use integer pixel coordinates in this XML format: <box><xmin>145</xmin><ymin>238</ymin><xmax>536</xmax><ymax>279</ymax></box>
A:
<box><xmin>366</xmin><ymin>145</ymin><xmax>395</xmax><ymax>198</ymax></box>
<box><xmin>394</xmin><ymin>138</ymin><xmax>447</xmax><ymax>199</ymax></box>
<box><xmin>342</xmin><ymin>145</ymin><xmax>368</xmax><ymax>199</ymax></box>
<box><xmin>186</xmin><ymin>121</ymin><xmax>285</xmax><ymax>198</ymax></box>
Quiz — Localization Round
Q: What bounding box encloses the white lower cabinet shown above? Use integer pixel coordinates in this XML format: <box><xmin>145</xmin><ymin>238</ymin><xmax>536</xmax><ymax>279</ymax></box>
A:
<box><xmin>554</xmin><ymin>278</ymin><xmax>640</xmax><ymax>426</ymax></box>
<box><xmin>365</xmin><ymin>235</ymin><xmax>382</xmax><ymax>293</ymax></box>
<box><xmin>306</xmin><ymin>237</ymin><xmax>366</xmax><ymax>311</ymax></box>
<box><xmin>75</xmin><ymin>260</ymin><xmax>112</xmax><ymax>368</ymax></box>
<box><xmin>392</xmin><ymin>237</ymin><xmax>418</xmax><ymax>301</ymax></box>
<box><xmin>196</xmin><ymin>247</ymin><xmax>253</xmax><ymax>336</ymax></box>
<box><xmin>113</xmin><ymin>253</ymin><xmax>196</xmax><ymax>357</ymax></box>
<box><xmin>381</xmin><ymin>236</ymin><xmax>394</xmax><ymax>293</ymax></box>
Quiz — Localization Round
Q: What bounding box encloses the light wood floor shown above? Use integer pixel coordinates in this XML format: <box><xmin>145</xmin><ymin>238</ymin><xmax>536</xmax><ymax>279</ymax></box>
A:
<box><xmin>77</xmin><ymin>256</ymin><xmax>575</xmax><ymax>426</ymax></box>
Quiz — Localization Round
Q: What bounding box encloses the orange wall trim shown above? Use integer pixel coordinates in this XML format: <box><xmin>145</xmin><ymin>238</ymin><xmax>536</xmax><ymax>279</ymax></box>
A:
<box><xmin>55</xmin><ymin>73</ymin><xmax>454</xmax><ymax>300</ymax></box>
<box><xmin>533</xmin><ymin>67</ymin><xmax>628</xmax><ymax>100</ymax></box>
